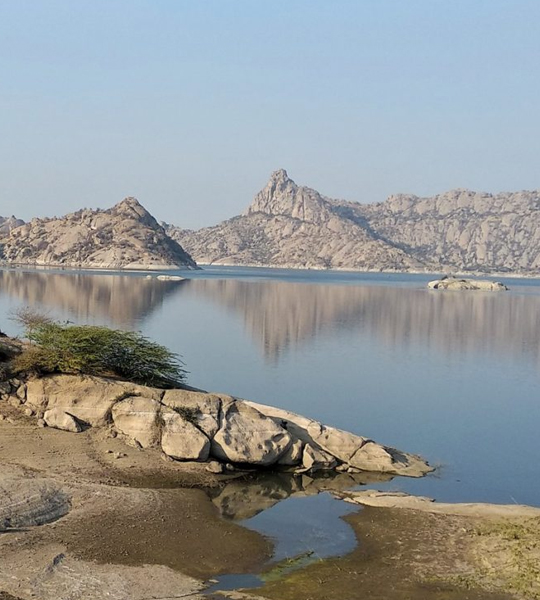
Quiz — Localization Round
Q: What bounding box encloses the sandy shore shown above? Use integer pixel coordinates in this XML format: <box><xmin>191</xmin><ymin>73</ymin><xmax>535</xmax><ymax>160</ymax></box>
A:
<box><xmin>0</xmin><ymin>406</ymin><xmax>271</xmax><ymax>600</ymax></box>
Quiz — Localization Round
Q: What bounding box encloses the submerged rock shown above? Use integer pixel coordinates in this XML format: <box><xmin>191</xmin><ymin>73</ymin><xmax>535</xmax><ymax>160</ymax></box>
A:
<box><xmin>427</xmin><ymin>277</ymin><xmax>508</xmax><ymax>291</ymax></box>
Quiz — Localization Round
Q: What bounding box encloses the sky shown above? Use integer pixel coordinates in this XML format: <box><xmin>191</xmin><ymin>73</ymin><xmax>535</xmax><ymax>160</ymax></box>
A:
<box><xmin>1</xmin><ymin>0</ymin><xmax>539</xmax><ymax>229</ymax></box>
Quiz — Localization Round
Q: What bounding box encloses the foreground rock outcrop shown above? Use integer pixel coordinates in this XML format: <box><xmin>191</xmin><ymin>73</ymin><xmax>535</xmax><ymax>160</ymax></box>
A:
<box><xmin>427</xmin><ymin>277</ymin><xmax>509</xmax><ymax>291</ymax></box>
<box><xmin>0</xmin><ymin>197</ymin><xmax>197</xmax><ymax>270</ymax></box>
<box><xmin>5</xmin><ymin>374</ymin><xmax>432</xmax><ymax>477</ymax></box>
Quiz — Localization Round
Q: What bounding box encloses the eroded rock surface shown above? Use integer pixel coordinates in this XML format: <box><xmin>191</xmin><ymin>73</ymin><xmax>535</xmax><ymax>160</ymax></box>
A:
<box><xmin>0</xmin><ymin>476</ymin><xmax>70</xmax><ymax>531</ymax></box>
<box><xmin>160</xmin><ymin>409</ymin><xmax>210</xmax><ymax>461</ymax></box>
<box><xmin>14</xmin><ymin>374</ymin><xmax>433</xmax><ymax>476</ymax></box>
<box><xmin>211</xmin><ymin>401</ymin><xmax>293</xmax><ymax>466</ymax></box>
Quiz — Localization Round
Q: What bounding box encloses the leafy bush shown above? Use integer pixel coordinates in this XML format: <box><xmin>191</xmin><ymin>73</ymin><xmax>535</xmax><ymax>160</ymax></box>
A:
<box><xmin>13</xmin><ymin>316</ymin><xmax>186</xmax><ymax>388</ymax></box>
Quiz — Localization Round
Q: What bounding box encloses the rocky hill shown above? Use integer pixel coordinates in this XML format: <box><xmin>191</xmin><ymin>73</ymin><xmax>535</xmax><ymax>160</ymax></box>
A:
<box><xmin>0</xmin><ymin>198</ymin><xmax>197</xmax><ymax>270</ymax></box>
<box><xmin>166</xmin><ymin>170</ymin><xmax>540</xmax><ymax>274</ymax></box>
<box><xmin>0</xmin><ymin>215</ymin><xmax>25</xmax><ymax>237</ymax></box>
<box><xmin>357</xmin><ymin>189</ymin><xmax>540</xmax><ymax>273</ymax></box>
<box><xmin>165</xmin><ymin>170</ymin><xmax>425</xmax><ymax>271</ymax></box>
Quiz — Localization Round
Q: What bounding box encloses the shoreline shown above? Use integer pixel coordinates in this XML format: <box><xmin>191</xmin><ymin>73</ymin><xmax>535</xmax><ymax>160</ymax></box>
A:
<box><xmin>1</xmin><ymin>397</ymin><xmax>538</xmax><ymax>600</ymax></box>
<box><xmin>238</xmin><ymin>492</ymin><xmax>540</xmax><ymax>600</ymax></box>
<box><xmin>2</xmin><ymin>262</ymin><xmax>540</xmax><ymax>282</ymax></box>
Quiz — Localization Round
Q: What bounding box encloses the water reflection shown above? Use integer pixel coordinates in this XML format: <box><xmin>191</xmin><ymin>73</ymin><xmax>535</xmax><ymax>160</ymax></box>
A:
<box><xmin>1</xmin><ymin>269</ymin><xmax>540</xmax><ymax>367</ymax></box>
<box><xmin>0</xmin><ymin>269</ymin><xmax>185</xmax><ymax>328</ymax></box>
<box><xmin>185</xmin><ymin>278</ymin><xmax>540</xmax><ymax>365</ymax></box>
<box><xmin>208</xmin><ymin>471</ymin><xmax>393</xmax><ymax>521</ymax></box>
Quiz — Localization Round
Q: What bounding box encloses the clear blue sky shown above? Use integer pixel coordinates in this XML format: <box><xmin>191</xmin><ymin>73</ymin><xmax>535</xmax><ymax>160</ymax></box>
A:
<box><xmin>1</xmin><ymin>0</ymin><xmax>539</xmax><ymax>228</ymax></box>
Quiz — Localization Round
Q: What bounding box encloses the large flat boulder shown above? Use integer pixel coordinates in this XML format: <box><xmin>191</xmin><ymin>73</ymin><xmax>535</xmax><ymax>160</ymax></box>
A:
<box><xmin>245</xmin><ymin>400</ymin><xmax>432</xmax><ymax>477</ymax></box>
<box><xmin>26</xmin><ymin>375</ymin><xmax>162</xmax><ymax>427</ymax></box>
<box><xmin>0</xmin><ymin>477</ymin><xmax>70</xmax><ymax>530</ymax></box>
<box><xmin>111</xmin><ymin>396</ymin><xmax>161</xmax><ymax>448</ymax></box>
<box><xmin>160</xmin><ymin>408</ymin><xmax>210</xmax><ymax>461</ymax></box>
<box><xmin>211</xmin><ymin>401</ymin><xmax>292</xmax><ymax>466</ymax></box>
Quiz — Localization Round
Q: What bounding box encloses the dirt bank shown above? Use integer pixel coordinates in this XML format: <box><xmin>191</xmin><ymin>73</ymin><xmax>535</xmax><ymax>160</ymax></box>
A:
<box><xmin>0</xmin><ymin>409</ymin><xmax>272</xmax><ymax>600</ymax></box>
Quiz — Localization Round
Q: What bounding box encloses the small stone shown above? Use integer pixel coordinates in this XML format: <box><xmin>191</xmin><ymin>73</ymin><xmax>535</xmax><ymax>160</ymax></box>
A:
<box><xmin>109</xmin><ymin>430</ymin><xmax>117</xmax><ymax>438</ymax></box>
<box><xmin>161</xmin><ymin>452</ymin><xmax>174</xmax><ymax>462</ymax></box>
<box><xmin>9</xmin><ymin>397</ymin><xmax>22</xmax><ymax>408</ymax></box>
<box><xmin>23</xmin><ymin>407</ymin><xmax>34</xmax><ymax>417</ymax></box>
<box><xmin>37</xmin><ymin>418</ymin><xmax>46</xmax><ymax>428</ymax></box>
<box><xmin>0</xmin><ymin>414</ymin><xmax>5</xmax><ymax>421</ymax></box>
<box><xmin>16</xmin><ymin>384</ymin><xmax>27</xmax><ymax>401</ymax></box>
<box><xmin>205</xmin><ymin>461</ymin><xmax>224</xmax><ymax>474</ymax></box>
<box><xmin>114</xmin><ymin>452</ymin><xmax>126</xmax><ymax>459</ymax></box>
<box><xmin>0</xmin><ymin>393</ymin><xmax>9</xmax><ymax>401</ymax></box>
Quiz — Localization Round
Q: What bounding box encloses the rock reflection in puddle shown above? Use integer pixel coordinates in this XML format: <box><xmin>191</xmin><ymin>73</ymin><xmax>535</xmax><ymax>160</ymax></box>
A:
<box><xmin>205</xmin><ymin>470</ymin><xmax>394</xmax><ymax>594</ymax></box>
<box><xmin>208</xmin><ymin>470</ymin><xmax>394</xmax><ymax>522</ymax></box>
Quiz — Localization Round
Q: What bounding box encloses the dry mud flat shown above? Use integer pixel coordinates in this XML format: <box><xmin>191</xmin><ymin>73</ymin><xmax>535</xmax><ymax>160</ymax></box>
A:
<box><xmin>0</xmin><ymin>413</ymin><xmax>270</xmax><ymax>600</ymax></box>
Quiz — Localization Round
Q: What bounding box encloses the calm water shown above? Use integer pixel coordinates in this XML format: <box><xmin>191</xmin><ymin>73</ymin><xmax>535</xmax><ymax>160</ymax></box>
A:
<box><xmin>0</xmin><ymin>266</ymin><xmax>539</xmax><ymax>509</ymax></box>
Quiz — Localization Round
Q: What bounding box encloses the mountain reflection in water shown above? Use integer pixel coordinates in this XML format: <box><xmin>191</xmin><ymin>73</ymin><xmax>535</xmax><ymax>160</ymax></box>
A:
<box><xmin>0</xmin><ymin>269</ymin><xmax>184</xmax><ymax>328</ymax></box>
<box><xmin>183</xmin><ymin>278</ymin><xmax>540</xmax><ymax>366</ymax></box>
<box><xmin>1</xmin><ymin>270</ymin><xmax>540</xmax><ymax>368</ymax></box>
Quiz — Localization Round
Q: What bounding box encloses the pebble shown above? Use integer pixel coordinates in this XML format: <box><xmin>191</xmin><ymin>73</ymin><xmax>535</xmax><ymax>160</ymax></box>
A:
<box><xmin>205</xmin><ymin>460</ymin><xmax>224</xmax><ymax>474</ymax></box>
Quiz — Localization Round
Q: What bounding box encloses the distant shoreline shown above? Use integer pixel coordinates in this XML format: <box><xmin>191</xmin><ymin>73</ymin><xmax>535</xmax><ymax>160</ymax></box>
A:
<box><xmin>1</xmin><ymin>261</ymin><xmax>540</xmax><ymax>281</ymax></box>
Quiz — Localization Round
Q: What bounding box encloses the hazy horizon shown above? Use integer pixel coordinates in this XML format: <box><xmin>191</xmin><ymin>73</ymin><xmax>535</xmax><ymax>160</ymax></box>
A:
<box><xmin>1</xmin><ymin>0</ymin><xmax>539</xmax><ymax>228</ymax></box>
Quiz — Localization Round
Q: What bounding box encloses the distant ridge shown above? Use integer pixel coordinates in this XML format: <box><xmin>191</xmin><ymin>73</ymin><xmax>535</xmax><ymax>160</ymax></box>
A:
<box><xmin>164</xmin><ymin>170</ymin><xmax>424</xmax><ymax>272</ymax></box>
<box><xmin>165</xmin><ymin>170</ymin><xmax>540</xmax><ymax>274</ymax></box>
<box><xmin>0</xmin><ymin>197</ymin><xmax>197</xmax><ymax>270</ymax></box>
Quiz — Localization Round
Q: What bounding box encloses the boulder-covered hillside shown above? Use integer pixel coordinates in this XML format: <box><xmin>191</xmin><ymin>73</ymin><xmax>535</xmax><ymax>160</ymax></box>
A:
<box><xmin>166</xmin><ymin>170</ymin><xmax>540</xmax><ymax>274</ymax></box>
<box><xmin>0</xmin><ymin>198</ymin><xmax>197</xmax><ymax>270</ymax></box>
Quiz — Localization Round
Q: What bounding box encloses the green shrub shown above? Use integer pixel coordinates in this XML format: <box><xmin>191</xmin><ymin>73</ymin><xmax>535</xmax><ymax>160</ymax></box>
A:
<box><xmin>13</xmin><ymin>318</ymin><xmax>186</xmax><ymax>388</ymax></box>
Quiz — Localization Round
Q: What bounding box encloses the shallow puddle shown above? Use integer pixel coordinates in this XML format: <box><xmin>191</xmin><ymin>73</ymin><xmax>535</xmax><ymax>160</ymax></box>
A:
<box><xmin>205</xmin><ymin>479</ymin><xmax>361</xmax><ymax>594</ymax></box>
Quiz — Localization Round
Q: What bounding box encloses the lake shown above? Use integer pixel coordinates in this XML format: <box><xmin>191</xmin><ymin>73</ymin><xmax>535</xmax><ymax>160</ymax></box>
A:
<box><xmin>0</xmin><ymin>266</ymin><xmax>538</xmax><ymax>511</ymax></box>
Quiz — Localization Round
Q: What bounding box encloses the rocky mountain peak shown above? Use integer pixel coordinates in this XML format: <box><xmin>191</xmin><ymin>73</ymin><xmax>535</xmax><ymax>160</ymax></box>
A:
<box><xmin>109</xmin><ymin>197</ymin><xmax>159</xmax><ymax>228</ymax></box>
<box><xmin>244</xmin><ymin>169</ymin><xmax>330</xmax><ymax>223</ymax></box>
<box><xmin>269</xmin><ymin>168</ymin><xmax>291</xmax><ymax>184</ymax></box>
